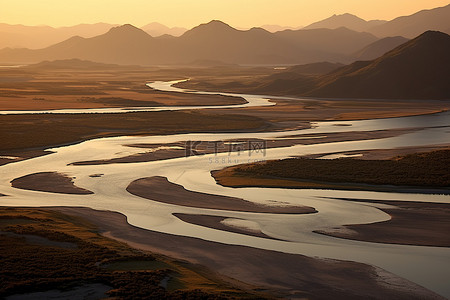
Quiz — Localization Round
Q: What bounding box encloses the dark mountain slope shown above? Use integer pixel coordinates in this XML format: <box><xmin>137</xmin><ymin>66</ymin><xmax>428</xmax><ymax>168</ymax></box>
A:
<box><xmin>308</xmin><ymin>31</ymin><xmax>450</xmax><ymax>99</ymax></box>
<box><xmin>354</xmin><ymin>36</ymin><xmax>409</xmax><ymax>60</ymax></box>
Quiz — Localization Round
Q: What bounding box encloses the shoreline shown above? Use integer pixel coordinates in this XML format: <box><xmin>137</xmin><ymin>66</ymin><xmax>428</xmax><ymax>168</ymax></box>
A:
<box><xmin>212</xmin><ymin>149</ymin><xmax>450</xmax><ymax>195</ymax></box>
<box><xmin>315</xmin><ymin>198</ymin><xmax>450</xmax><ymax>247</ymax></box>
<box><xmin>41</xmin><ymin>206</ymin><xmax>445</xmax><ymax>300</ymax></box>
<box><xmin>212</xmin><ymin>169</ymin><xmax>450</xmax><ymax>195</ymax></box>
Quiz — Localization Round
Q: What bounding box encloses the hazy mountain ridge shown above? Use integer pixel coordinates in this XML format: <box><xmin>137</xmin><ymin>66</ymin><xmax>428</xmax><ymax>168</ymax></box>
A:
<box><xmin>273</xmin><ymin>26</ymin><xmax>377</xmax><ymax>55</ymax></box>
<box><xmin>367</xmin><ymin>4</ymin><xmax>450</xmax><ymax>38</ymax></box>
<box><xmin>1</xmin><ymin>3</ymin><xmax>448</xmax><ymax>66</ymax></box>
<box><xmin>302</xmin><ymin>5</ymin><xmax>450</xmax><ymax>38</ymax></box>
<box><xmin>259</xmin><ymin>24</ymin><xmax>303</xmax><ymax>33</ymax></box>
<box><xmin>0</xmin><ymin>23</ymin><xmax>116</xmax><ymax>49</ymax></box>
<box><xmin>353</xmin><ymin>36</ymin><xmax>410</xmax><ymax>60</ymax></box>
<box><xmin>303</xmin><ymin>13</ymin><xmax>386</xmax><ymax>32</ymax></box>
<box><xmin>0</xmin><ymin>21</ymin><xmax>379</xmax><ymax>65</ymax></box>
<box><xmin>24</xmin><ymin>58</ymin><xmax>135</xmax><ymax>70</ymax></box>
<box><xmin>1</xmin><ymin>4</ymin><xmax>448</xmax><ymax>50</ymax></box>
<box><xmin>141</xmin><ymin>22</ymin><xmax>187</xmax><ymax>37</ymax></box>
<box><xmin>0</xmin><ymin>22</ymin><xmax>187</xmax><ymax>49</ymax></box>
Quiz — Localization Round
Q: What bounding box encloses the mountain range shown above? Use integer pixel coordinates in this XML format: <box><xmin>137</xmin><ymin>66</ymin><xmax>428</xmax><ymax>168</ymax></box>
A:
<box><xmin>251</xmin><ymin>31</ymin><xmax>450</xmax><ymax>100</ymax></box>
<box><xmin>0</xmin><ymin>23</ymin><xmax>116</xmax><ymax>49</ymax></box>
<box><xmin>303</xmin><ymin>4</ymin><xmax>450</xmax><ymax>38</ymax></box>
<box><xmin>0</xmin><ymin>21</ymin><xmax>381</xmax><ymax>65</ymax></box>
<box><xmin>0</xmin><ymin>4</ymin><xmax>448</xmax><ymax>67</ymax></box>
<box><xmin>303</xmin><ymin>13</ymin><xmax>386</xmax><ymax>32</ymax></box>
<box><xmin>0</xmin><ymin>22</ymin><xmax>187</xmax><ymax>49</ymax></box>
<box><xmin>367</xmin><ymin>4</ymin><xmax>450</xmax><ymax>38</ymax></box>
<box><xmin>0</xmin><ymin>4</ymin><xmax>447</xmax><ymax>51</ymax></box>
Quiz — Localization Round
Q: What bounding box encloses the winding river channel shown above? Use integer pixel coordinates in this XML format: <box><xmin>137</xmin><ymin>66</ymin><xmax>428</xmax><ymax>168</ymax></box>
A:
<box><xmin>1</xmin><ymin>80</ymin><xmax>450</xmax><ymax>297</ymax></box>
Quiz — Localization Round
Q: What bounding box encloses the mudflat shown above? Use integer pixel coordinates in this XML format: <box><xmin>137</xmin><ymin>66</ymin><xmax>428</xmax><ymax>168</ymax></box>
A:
<box><xmin>173</xmin><ymin>213</ymin><xmax>282</xmax><ymax>240</ymax></box>
<box><xmin>48</xmin><ymin>206</ymin><xmax>444</xmax><ymax>300</ymax></box>
<box><xmin>10</xmin><ymin>172</ymin><xmax>93</xmax><ymax>195</ymax></box>
<box><xmin>127</xmin><ymin>176</ymin><xmax>316</xmax><ymax>214</ymax></box>
<box><xmin>315</xmin><ymin>198</ymin><xmax>450</xmax><ymax>247</ymax></box>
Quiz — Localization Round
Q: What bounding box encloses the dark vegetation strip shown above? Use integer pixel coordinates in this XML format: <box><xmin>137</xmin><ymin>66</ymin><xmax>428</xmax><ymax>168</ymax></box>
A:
<box><xmin>225</xmin><ymin>150</ymin><xmax>450</xmax><ymax>188</ymax></box>
<box><xmin>0</xmin><ymin>111</ymin><xmax>267</xmax><ymax>152</ymax></box>
<box><xmin>0</xmin><ymin>207</ymin><xmax>259</xmax><ymax>299</ymax></box>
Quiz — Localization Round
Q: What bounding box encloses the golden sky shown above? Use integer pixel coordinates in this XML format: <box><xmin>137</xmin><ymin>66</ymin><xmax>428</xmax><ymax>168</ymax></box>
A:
<box><xmin>1</xmin><ymin>0</ymin><xmax>449</xmax><ymax>28</ymax></box>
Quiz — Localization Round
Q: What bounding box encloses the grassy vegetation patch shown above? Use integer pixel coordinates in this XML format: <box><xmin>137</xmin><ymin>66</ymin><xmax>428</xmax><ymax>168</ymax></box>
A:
<box><xmin>218</xmin><ymin>150</ymin><xmax>450</xmax><ymax>189</ymax></box>
<box><xmin>0</xmin><ymin>111</ymin><xmax>267</xmax><ymax>152</ymax></box>
<box><xmin>0</xmin><ymin>207</ymin><xmax>260</xmax><ymax>299</ymax></box>
<box><xmin>102</xmin><ymin>259</ymin><xmax>171</xmax><ymax>271</ymax></box>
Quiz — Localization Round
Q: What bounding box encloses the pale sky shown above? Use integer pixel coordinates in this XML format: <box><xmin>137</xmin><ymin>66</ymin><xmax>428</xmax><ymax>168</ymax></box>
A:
<box><xmin>1</xmin><ymin>0</ymin><xmax>449</xmax><ymax>28</ymax></box>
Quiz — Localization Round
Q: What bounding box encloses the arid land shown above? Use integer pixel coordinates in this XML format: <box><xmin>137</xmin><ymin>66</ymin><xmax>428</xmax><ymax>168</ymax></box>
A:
<box><xmin>0</xmin><ymin>207</ymin><xmax>265</xmax><ymax>299</ymax></box>
<box><xmin>213</xmin><ymin>149</ymin><xmax>450</xmax><ymax>191</ymax></box>
<box><xmin>1</xmin><ymin>63</ymin><xmax>450</xmax><ymax>298</ymax></box>
<box><xmin>1</xmin><ymin>206</ymin><xmax>440</xmax><ymax>300</ymax></box>
<box><xmin>1</xmin><ymin>64</ymin><xmax>448</xmax><ymax>166</ymax></box>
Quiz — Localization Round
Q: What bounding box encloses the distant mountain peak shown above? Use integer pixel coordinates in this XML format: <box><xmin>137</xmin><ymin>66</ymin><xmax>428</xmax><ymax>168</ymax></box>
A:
<box><xmin>205</xmin><ymin>20</ymin><xmax>233</xmax><ymax>27</ymax></box>
<box><xmin>415</xmin><ymin>30</ymin><xmax>449</xmax><ymax>40</ymax></box>
<box><xmin>308</xmin><ymin>13</ymin><xmax>367</xmax><ymax>25</ymax></box>
<box><xmin>109</xmin><ymin>24</ymin><xmax>140</xmax><ymax>32</ymax></box>
<box><xmin>334</xmin><ymin>13</ymin><xmax>363</xmax><ymax>19</ymax></box>
<box><xmin>304</xmin><ymin>13</ymin><xmax>386</xmax><ymax>32</ymax></box>
<box><xmin>194</xmin><ymin>20</ymin><xmax>235</xmax><ymax>31</ymax></box>
<box><xmin>106</xmin><ymin>24</ymin><xmax>150</xmax><ymax>37</ymax></box>
<box><xmin>182</xmin><ymin>20</ymin><xmax>237</xmax><ymax>37</ymax></box>
<box><xmin>248</xmin><ymin>27</ymin><xmax>270</xmax><ymax>33</ymax></box>
<box><xmin>383</xmin><ymin>30</ymin><xmax>449</xmax><ymax>57</ymax></box>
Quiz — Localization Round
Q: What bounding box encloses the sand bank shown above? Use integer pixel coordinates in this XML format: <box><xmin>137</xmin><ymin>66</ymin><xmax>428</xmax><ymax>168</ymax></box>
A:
<box><xmin>127</xmin><ymin>176</ymin><xmax>316</xmax><ymax>214</ymax></box>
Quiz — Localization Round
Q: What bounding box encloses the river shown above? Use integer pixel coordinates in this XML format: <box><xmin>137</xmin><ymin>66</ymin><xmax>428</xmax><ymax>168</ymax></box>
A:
<box><xmin>0</xmin><ymin>80</ymin><xmax>449</xmax><ymax>297</ymax></box>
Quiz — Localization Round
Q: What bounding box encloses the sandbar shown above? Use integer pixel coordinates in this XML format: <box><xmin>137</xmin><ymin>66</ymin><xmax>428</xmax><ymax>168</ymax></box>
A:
<box><xmin>127</xmin><ymin>176</ymin><xmax>316</xmax><ymax>214</ymax></box>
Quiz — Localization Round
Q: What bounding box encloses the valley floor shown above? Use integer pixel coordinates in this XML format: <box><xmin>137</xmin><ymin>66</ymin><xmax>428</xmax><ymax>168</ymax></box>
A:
<box><xmin>1</xmin><ymin>66</ymin><xmax>449</xmax><ymax>299</ymax></box>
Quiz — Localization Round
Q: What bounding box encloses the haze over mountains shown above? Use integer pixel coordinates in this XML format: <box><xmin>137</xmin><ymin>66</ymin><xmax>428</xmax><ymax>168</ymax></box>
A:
<box><xmin>140</xmin><ymin>23</ymin><xmax>187</xmax><ymax>37</ymax></box>
<box><xmin>0</xmin><ymin>22</ymin><xmax>187</xmax><ymax>49</ymax></box>
<box><xmin>0</xmin><ymin>4</ymin><xmax>447</xmax><ymax>51</ymax></box>
<box><xmin>367</xmin><ymin>4</ymin><xmax>450</xmax><ymax>38</ymax></box>
<box><xmin>303</xmin><ymin>4</ymin><xmax>450</xmax><ymax>38</ymax></box>
<box><xmin>0</xmin><ymin>21</ymin><xmax>380</xmax><ymax>65</ymax></box>
<box><xmin>0</xmin><ymin>4</ymin><xmax>448</xmax><ymax>68</ymax></box>
<box><xmin>303</xmin><ymin>13</ymin><xmax>386</xmax><ymax>32</ymax></box>
<box><xmin>0</xmin><ymin>23</ymin><xmax>116</xmax><ymax>49</ymax></box>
